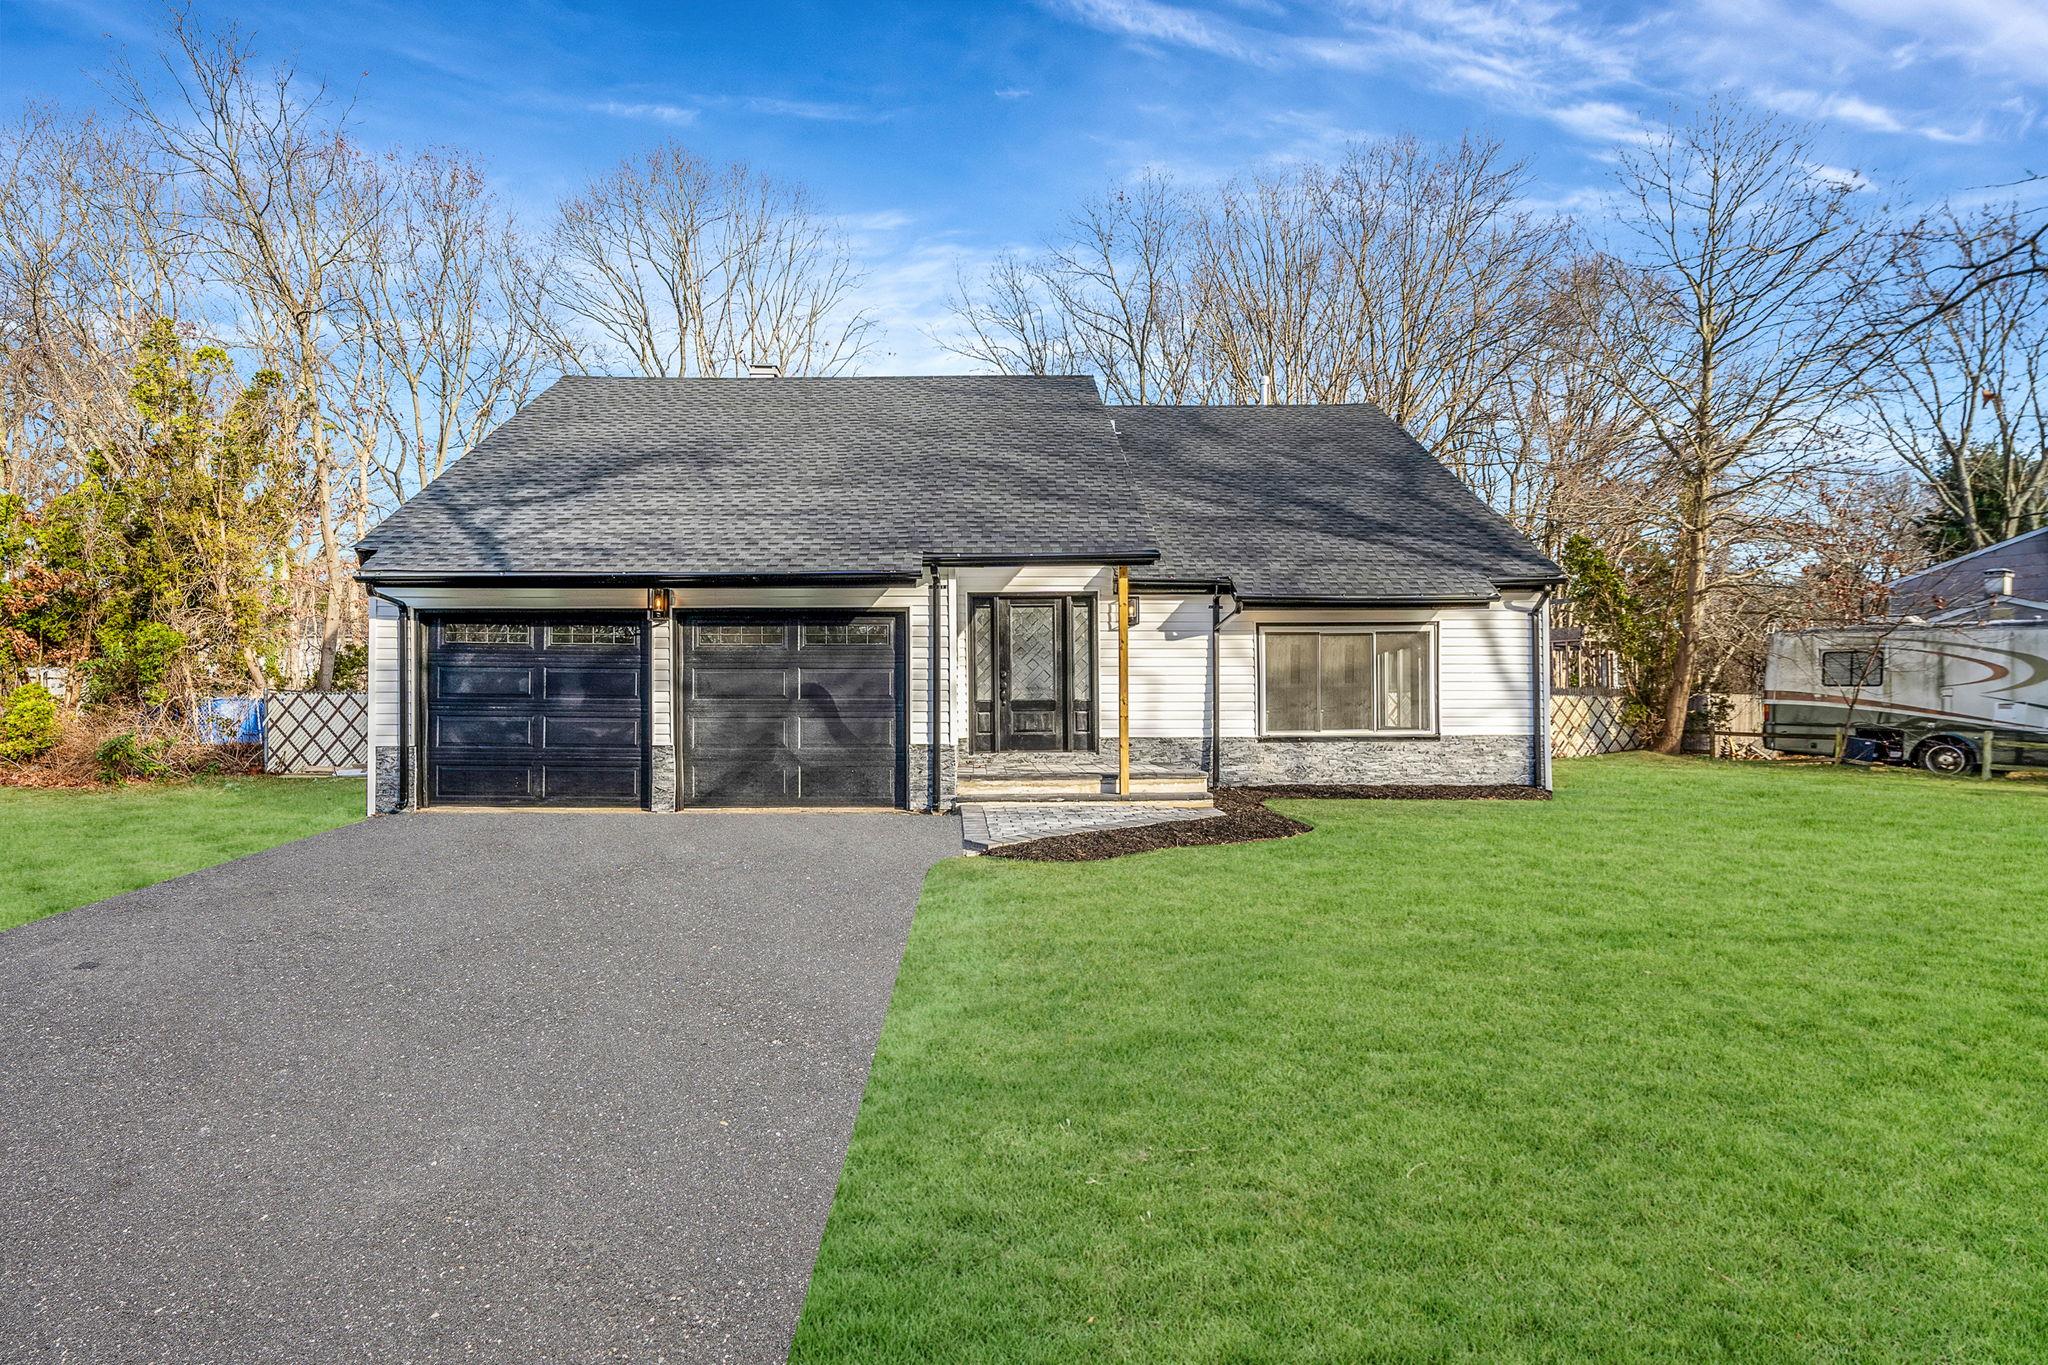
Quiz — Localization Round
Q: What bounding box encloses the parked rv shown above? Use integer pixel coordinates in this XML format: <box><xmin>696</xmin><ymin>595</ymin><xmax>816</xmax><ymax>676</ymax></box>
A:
<box><xmin>1763</xmin><ymin>622</ymin><xmax>2048</xmax><ymax>774</ymax></box>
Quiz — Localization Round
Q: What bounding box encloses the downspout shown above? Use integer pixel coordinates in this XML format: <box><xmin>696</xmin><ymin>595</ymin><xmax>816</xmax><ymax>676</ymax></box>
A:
<box><xmin>1206</xmin><ymin>587</ymin><xmax>1243</xmax><ymax>789</ymax></box>
<box><xmin>364</xmin><ymin>584</ymin><xmax>409</xmax><ymax>812</ymax></box>
<box><xmin>1503</xmin><ymin>587</ymin><xmax>1556</xmax><ymax>790</ymax></box>
<box><xmin>1116</xmin><ymin>566</ymin><xmax>1131</xmax><ymax>796</ymax></box>
<box><xmin>928</xmin><ymin>570</ymin><xmax>942</xmax><ymax>813</ymax></box>
<box><xmin>668</xmin><ymin>595</ymin><xmax>682</xmax><ymax>811</ymax></box>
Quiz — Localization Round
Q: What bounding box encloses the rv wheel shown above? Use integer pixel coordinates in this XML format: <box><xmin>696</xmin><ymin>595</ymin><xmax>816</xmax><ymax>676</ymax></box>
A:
<box><xmin>1914</xmin><ymin>738</ymin><xmax>1978</xmax><ymax>776</ymax></box>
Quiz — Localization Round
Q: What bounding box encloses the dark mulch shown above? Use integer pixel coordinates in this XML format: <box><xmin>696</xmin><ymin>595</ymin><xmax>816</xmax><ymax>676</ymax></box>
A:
<box><xmin>987</xmin><ymin>782</ymin><xmax>1551</xmax><ymax>862</ymax></box>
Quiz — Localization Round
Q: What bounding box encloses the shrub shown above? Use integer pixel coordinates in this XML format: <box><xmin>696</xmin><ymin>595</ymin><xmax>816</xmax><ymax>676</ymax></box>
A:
<box><xmin>330</xmin><ymin>641</ymin><xmax>368</xmax><ymax>691</ymax></box>
<box><xmin>0</xmin><ymin>683</ymin><xmax>60</xmax><ymax>762</ymax></box>
<box><xmin>84</xmin><ymin>622</ymin><xmax>186</xmax><ymax>706</ymax></box>
<box><xmin>94</xmin><ymin>730</ymin><xmax>174</xmax><ymax>783</ymax></box>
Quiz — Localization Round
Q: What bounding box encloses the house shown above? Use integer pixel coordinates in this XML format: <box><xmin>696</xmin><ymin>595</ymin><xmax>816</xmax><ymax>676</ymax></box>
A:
<box><xmin>353</xmin><ymin>374</ymin><xmax>1563</xmax><ymax>813</ymax></box>
<box><xmin>1888</xmin><ymin>525</ymin><xmax>2048</xmax><ymax>624</ymax></box>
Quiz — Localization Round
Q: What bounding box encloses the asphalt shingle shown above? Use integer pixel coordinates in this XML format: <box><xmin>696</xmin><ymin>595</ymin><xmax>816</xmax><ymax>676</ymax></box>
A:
<box><xmin>1114</xmin><ymin>403</ymin><xmax>1561</xmax><ymax>600</ymax></box>
<box><xmin>355</xmin><ymin>375</ymin><xmax>1562</xmax><ymax>601</ymax></box>
<box><xmin>355</xmin><ymin>374</ymin><xmax>1155</xmax><ymax>578</ymax></box>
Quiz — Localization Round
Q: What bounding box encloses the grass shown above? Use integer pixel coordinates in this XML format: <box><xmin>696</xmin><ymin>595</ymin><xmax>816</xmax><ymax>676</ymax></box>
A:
<box><xmin>0</xmin><ymin>777</ymin><xmax>362</xmax><ymax>932</ymax></box>
<box><xmin>792</xmin><ymin>756</ymin><xmax>2048</xmax><ymax>1363</ymax></box>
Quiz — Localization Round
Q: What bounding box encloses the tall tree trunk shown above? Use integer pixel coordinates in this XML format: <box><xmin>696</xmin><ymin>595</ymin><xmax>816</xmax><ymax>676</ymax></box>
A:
<box><xmin>1655</xmin><ymin>493</ymin><xmax>1710</xmax><ymax>754</ymax></box>
<box><xmin>305</xmin><ymin>377</ymin><xmax>345</xmax><ymax>691</ymax></box>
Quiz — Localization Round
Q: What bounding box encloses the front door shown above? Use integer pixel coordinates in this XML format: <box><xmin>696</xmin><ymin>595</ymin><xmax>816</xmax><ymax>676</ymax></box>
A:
<box><xmin>971</xmin><ymin>595</ymin><xmax>1097</xmax><ymax>753</ymax></box>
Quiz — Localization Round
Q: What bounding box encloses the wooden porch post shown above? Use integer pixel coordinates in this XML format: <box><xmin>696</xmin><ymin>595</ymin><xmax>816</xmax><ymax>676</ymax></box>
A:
<box><xmin>1117</xmin><ymin>565</ymin><xmax>1131</xmax><ymax>796</ymax></box>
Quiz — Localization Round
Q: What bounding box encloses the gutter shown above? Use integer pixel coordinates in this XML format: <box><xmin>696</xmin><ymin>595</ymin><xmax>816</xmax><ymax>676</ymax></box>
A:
<box><xmin>354</xmin><ymin>570</ymin><xmax>922</xmax><ymax>588</ymax></box>
<box><xmin>919</xmin><ymin>551</ymin><xmax>1159</xmax><ymax>569</ymax></box>
<box><xmin>1233</xmin><ymin>592</ymin><xmax>1501</xmax><ymax>609</ymax></box>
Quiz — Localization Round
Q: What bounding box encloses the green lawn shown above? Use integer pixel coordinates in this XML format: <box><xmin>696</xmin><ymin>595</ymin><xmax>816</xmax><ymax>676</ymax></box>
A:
<box><xmin>793</xmin><ymin>756</ymin><xmax>2048</xmax><ymax>1363</ymax></box>
<box><xmin>0</xmin><ymin>778</ymin><xmax>362</xmax><ymax>931</ymax></box>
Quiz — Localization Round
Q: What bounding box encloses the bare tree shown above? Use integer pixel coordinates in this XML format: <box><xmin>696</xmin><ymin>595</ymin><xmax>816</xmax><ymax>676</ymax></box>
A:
<box><xmin>116</xmin><ymin>13</ymin><xmax>372</xmax><ymax>687</ymax></box>
<box><xmin>1316</xmin><ymin>135</ymin><xmax>1563</xmax><ymax>477</ymax></box>
<box><xmin>342</xmin><ymin>146</ymin><xmax>560</xmax><ymax>502</ymax></box>
<box><xmin>1193</xmin><ymin>169</ymin><xmax>1331</xmax><ymax>404</ymax></box>
<box><xmin>1485</xmin><ymin>257</ymin><xmax>1666</xmax><ymax>560</ymax></box>
<box><xmin>1579</xmin><ymin>100</ymin><xmax>1881</xmax><ymax>752</ymax></box>
<box><xmin>948</xmin><ymin>176</ymin><xmax>1205</xmax><ymax>402</ymax></box>
<box><xmin>0</xmin><ymin>105</ymin><xmax>188</xmax><ymax>497</ymax></box>
<box><xmin>944</xmin><ymin>135</ymin><xmax>1564</xmax><ymax>452</ymax></box>
<box><xmin>546</xmin><ymin>142</ymin><xmax>874</xmax><ymax>376</ymax></box>
<box><xmin>1865</xmin><ymin>205</ymin><xmax>2048</xmax><ymax>551</ymax></box>
<box><xmin>945</xmin><ymin>252</ymin><xmax>1078</xmax><ymax>378</ymax></box>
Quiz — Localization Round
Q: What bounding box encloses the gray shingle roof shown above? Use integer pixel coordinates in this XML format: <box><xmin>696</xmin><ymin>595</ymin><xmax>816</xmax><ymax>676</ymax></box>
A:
<box><xmin>355</xmin><ymin>375</ymin><xmax>1156</xmax><ymax>578</ymax></box>
<box><xmin>1114</xmin><ymin>403</ymin><xmax>1561</xmax><ymax>601</ymax></box>
<box><xmin>1890</xmin><ymin>526</ymin><xmax>2048</xmax><ymax>620</ymax></box>
<box><xmin>355</xmin><ymin>375</ymin><xmax>1562</xmax><ymax>600</ymax></box>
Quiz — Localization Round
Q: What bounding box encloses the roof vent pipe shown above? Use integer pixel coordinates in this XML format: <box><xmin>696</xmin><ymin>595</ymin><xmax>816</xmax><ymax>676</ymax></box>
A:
<box><xmin>1985</xmin><ymin>568</ymin><xmax>2015</xmax><ymax>598</ymax></box>
<box><xmin>747</xmin><ymin>362</ymin><xmax>782</xmax><ymax>379</ymax></box>
<box><xmin>1260</xmin><ymin>373</ymin><xmax>1276</xmax><ymax>406</ymax></box>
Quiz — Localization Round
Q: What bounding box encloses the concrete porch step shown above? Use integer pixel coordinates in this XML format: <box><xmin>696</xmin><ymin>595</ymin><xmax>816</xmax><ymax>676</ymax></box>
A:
<box><xmin>954</xmin><ymin>770</ymin><xmax>1209</xmax><ymax>800</ymax></box>
<box><xmin>957</xmin><ymin>789</ymin><xmax>1214</xmax><ymax>806</ymax></box>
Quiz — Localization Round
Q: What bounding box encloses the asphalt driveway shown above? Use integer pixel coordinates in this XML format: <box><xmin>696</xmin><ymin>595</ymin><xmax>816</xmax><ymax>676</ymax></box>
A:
<box><xmin>0</xmin><ymin>811</ymin><xmax>961</xmax><ymax>1364</ymax></box>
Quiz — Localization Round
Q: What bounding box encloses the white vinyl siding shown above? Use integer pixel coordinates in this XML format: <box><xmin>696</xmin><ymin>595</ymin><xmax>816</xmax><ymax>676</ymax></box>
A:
<box><xmin>1120</xmin><ymin>592</ymin><xmax>1538</xmax><ymax>740</ymax></box>
<box><xmin>364</xmin><ymin>575</ymin><xmax>1538</xmax><ymax>812</ymax></box>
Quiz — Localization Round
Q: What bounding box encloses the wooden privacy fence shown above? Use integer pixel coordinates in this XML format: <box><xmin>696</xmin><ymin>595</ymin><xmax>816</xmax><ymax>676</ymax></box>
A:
<box><xmin>1551</xmin><ymin>692</ymin><xmax>1646</xmax><ymax>758</ymax></box>
<box><xmin>265</xmin><ymin>690</ymin><xmax>367</xmax><ymax>774</ymax></box>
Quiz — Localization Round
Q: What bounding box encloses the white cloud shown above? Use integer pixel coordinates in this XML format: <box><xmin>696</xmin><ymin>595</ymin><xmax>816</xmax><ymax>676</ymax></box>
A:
<box><xmin>741</xmin><ymin>96</ymin><xmax>890</xmax><ymax>123</ymax></box>
<box><xmin>994</xmin><ymin>87</ymin><xmax>1034</xmax><ymax>100</ymax></box>
<box><xmin>1760</xmin><ymin>86</ymin><xmax>1985</xmax><ymax>144</ymax></box>
<box><xmin>1050</xmin><ymin>0</ymin><xmax>1280</xmax><ymax>64</ymax></box>
<box><xmin>589</xmin><ymin>100</ymin><xmax>698</xmax><ymax>127</ymax></box>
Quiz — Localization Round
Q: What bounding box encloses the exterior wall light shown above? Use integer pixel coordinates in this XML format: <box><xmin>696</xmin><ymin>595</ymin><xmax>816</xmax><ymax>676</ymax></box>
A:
<box><xmin>649</xmin><ymin>587</ymin><xmax>671</xmax><ymax>614</ymax></box>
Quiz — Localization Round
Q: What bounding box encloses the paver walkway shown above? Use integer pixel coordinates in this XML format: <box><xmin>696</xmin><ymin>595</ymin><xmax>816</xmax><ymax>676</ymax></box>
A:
<box><xmin>960</xmin><ymin>801</ymin><xmax>1224</xmax><ymax>851</ymax></box>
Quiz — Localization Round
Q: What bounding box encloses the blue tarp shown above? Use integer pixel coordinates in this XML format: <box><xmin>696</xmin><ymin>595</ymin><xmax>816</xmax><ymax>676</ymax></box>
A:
<box><xmin>196</xmin><ymin>696</ymin><xmax>265</xmax><ymax>744</ymax></box>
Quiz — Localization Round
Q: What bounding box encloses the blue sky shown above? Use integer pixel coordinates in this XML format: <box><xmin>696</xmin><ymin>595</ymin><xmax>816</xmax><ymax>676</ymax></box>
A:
<box><xmin>9</xmin><ymin>0</ymin><xmax>2048</xmax><ymax>369</ymax></box>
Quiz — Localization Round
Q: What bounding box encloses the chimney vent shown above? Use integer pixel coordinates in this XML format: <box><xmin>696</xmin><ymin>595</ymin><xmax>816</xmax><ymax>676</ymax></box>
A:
<box><xmin>1260</xmin><ymin>373</ymin><xmax>1277</xmax><ymax>406</ymax></box>
<box><xmin>747</xmin><ymin>362</ymin><xmax>782</xmax><ymax>379</ymax></box>
<box><xmin>1985</xmin><ymin>567</ymin><xmax>2015</xmax><ymax>598</ymax></box>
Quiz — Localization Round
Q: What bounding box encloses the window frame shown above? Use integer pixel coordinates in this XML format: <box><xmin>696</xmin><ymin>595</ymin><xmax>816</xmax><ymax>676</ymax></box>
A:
<box><xmin>439</xmin><ymin>621</ymin><xmax>534</xmax><ymax>648</ymax></box>
<box><xmin>1819</xmin><ymin>647</ymin><xmax>1885</xmax><ymax>689</ymax></box>
<box><xmin>545</xmin><ymin>622</ymin><xmax>641</xmax><ymax>648</ymax></box>
<box><xmin>1256</xmin><ymin>622</ymin><xmax>1440</xmax><ymax>739</ymax></box>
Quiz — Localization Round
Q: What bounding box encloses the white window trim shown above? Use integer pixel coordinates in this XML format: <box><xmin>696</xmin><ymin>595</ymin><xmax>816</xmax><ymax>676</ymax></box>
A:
<box><xmin>1257</xmin><ymin>622</ymin><xmax>1441</xmax><ymax>738</ymax></box>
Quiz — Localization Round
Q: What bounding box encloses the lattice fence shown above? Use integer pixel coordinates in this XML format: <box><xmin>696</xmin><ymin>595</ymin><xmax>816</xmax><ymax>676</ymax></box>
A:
<box><xmin>1551</xmin><ymin>692</ymin><xmax>1646</xmax><ymax>758</ymax></box>
<box><xmin>265</xmin><ymin>691</ymin><xmax>368</xmax><ymax>773</ymax></box>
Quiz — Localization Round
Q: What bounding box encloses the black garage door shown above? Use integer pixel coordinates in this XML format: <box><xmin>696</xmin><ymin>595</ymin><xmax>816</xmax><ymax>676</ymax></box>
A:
<box><xmin>426</xmin><ymin>616</ymin><xmax>647</xmax><ymax>807</ymax></box>
<box><xmin>682</xmin><ymin>613</ymin><xmax>905</xmax><ymax>807</ymax></box>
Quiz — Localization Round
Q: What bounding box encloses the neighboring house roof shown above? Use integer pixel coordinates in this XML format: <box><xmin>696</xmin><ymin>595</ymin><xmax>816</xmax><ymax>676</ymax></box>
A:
<box><xmin>356</xmin><ymin>374</ymin><xmax>1563</xmax><ymax>601</ymax></box>
<box><xmin>1889</xmin><ymin>525</ymin><xmax>2048</xmax><ymax>622</ymax></box>
<box><xmin>355</xmin><ymin>374</ymin><xmax>1155</xmax><ymax>580</ymax></box>
<box><xmin>1115</xmin><ymin>403</ymin><xmax>1561</xmax><ymax>601</ymax></box>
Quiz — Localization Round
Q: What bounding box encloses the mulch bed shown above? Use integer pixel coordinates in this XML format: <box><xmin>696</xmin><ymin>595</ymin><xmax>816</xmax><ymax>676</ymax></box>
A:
<box><xmin>986</xmin><ymin>782</ymin><xmax>1550</xmax><ymax>862</ymax></box>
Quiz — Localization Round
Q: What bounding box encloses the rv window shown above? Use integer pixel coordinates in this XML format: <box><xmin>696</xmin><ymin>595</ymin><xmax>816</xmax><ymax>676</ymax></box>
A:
<box><xmin>1820</xmin><ymin>649</ymin><xmax>1884</xmax><ymax>688</ymax></box>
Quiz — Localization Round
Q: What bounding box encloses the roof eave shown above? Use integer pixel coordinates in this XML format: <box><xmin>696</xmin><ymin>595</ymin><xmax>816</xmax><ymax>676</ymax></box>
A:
<box><xmin>1232</xmin><ymin>592</ymin><xmax>1503</xmax><ymax>608</ymax></box>
<box><xmin>355</xmin><ymin>568</ymin><xmax>924</xmax><ymax>588</ymax></box>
